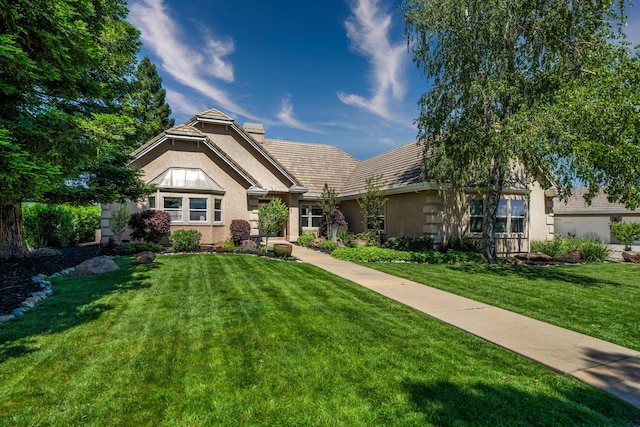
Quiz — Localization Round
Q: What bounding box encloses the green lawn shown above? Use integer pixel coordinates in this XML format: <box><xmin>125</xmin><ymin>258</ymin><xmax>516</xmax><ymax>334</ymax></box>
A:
<box><xmin>368</xmin><ymin>262</ymin><xmax>640</xmax><ymax>351</ymax></box>
<box><xmin>1</xmin><ymin>255</ymin><xmax>638</xmax><ymax>426</ymax></box>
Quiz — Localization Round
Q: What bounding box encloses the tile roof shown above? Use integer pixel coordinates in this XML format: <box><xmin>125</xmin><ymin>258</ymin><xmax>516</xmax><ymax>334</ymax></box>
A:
<box><xmin>131</xmin><ymin>124</ymin><xmax>206</xmax><ymax>157</ymax></box>
<box><xmin>340</xmin><ymin>142</ymin><xmax>426</xmax><ymax>197</ymax></box>
<box><xmin>187</xmin><ymin>108</ymin><xmax>234</xmax><ymax>123</ymax></box>
<box><xmin>261</xmin><ymin>139</ymin><xmax>359</xmax><ymax>197</ymax></box>
<box><xmin>554</xmin><ymin>187</ymin><xmax>639</xmax><ymax>215</ymax></box>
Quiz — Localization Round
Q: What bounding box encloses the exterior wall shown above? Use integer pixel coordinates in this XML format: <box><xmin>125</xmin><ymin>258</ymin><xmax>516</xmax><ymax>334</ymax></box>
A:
<box><xmin>555</xmin><ymin>214</ymin><xmax>640</xmax><ymax>243</ymax></box>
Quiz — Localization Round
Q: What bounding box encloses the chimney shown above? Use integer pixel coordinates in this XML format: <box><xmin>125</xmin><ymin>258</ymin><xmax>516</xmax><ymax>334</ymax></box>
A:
<box><xmin>242</xmin><ymin>122</ymin><xmax>265</xmax><ymax>143</ymax></box>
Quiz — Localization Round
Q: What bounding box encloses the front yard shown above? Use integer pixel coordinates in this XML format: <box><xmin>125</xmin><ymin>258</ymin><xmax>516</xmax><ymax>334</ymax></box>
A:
<box><xmin>368</xmin><ymin>262</ymin><xmax>640</xmax><ymax>351</ymax></box>
<box><xmin>0</xmin><ymin>255</ymin><xmax>638</xmax><ymax>425</ymax></box>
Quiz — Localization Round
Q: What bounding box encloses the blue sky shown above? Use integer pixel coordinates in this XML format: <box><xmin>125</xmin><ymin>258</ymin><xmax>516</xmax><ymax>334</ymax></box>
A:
<box><xmin>128</xmin><ymin>0</ymin><xmax>640</xmax><ymax>160</ymax></box>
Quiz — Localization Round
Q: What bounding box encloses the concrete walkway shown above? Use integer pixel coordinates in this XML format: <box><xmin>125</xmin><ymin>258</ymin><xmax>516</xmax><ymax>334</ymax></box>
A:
<box><xmin>291</xmin><ymin>245</ymin><xmax>640</xmax><ymax>410</ymax></box>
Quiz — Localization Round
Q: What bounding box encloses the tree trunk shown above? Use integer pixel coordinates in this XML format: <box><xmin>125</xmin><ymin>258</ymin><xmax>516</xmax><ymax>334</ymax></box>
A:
<box><xmin>482</xmin><ymin>163</ymin><xmax>503</xmax><ymax>263</ymax></box>
<box><xmin>0</xmin><ymin>202</ymin><xmax>30</xmax><ymax>260</ymax></box>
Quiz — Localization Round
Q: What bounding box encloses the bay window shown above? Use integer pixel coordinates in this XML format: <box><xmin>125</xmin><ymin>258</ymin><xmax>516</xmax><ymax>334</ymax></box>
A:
<box><xmin>469</xmin><ymin>198</ymin><xmax>526</xmax><ymax>235</ymax></box>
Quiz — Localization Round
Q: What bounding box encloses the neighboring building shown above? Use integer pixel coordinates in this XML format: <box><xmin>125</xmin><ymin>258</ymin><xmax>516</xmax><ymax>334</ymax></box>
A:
<box><xmin>101</xmin><ymin>108</ymin><xmax>554</xmax><ymax>254</ymax></box>
<box><xmin>554</xmin><ymin>187</ymin><xmax>640</xmax><ymax>244</ymax></box>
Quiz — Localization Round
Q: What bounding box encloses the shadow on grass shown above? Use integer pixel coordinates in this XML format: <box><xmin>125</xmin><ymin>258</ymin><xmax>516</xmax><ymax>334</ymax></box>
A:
<box><xmin>0</xmin><ymin>259</ymin><xmax>158</xmax><ymax>362</ymax></box>
<box><xmin>452</xmin><ymin>263</ymin><xmax>625</xmax><ymax>287</ymax></box>
<box><xmin>403</xmin><ymin>379</ymin><xmax>640</xmax><ymax>425</ymax></box>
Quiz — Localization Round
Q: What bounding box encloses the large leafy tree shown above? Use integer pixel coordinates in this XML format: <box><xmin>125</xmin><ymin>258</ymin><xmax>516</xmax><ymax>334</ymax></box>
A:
<box><xmin>125</xmin><ymin>56</ymin><xmax>175</xmax><ymax>145</ymax></box>
<box><xmin>0</xmin><ymin>0</ymin><xmax>153</xmax><ymax>259</ymax></box>
<box><xmin>403</xmin><ymin>0</ymin><xmax>640</xmax><ymax>262</ymax></box>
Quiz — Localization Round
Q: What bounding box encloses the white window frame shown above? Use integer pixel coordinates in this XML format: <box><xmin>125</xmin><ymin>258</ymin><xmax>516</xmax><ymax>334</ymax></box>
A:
<box><xmin>300</xmin><ymin>204</ymin><xmax>323</xmax><ymax>229</ymax></box>
<box><xmin>189</xmin><ymin>197</ymin><xmax>208</xmax><ymax>222</ymax></box>
<box><xmin>147</xmin><ymin>194</ymin><xmax>224</xmax><ymax>226</ymax></box>
<box><xmin>213</xmin><ymin>198</ymin><xmax>222</xmax><ymax>224</ymax></box>
<box><xmin>163</xmin><ymin>196</ymin><xmax>183</xmax><ymax>222</ymax></box>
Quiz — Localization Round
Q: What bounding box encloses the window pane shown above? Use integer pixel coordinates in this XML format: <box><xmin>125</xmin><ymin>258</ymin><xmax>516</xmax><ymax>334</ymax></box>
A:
<box><xmin>495</xmin><ymin>217</ymin><xmax>508</xmax><ymax>233</ymax></box>
<box><xmin>470</xmin><ymin>217</ymin><xmax>483</xmax><ymax>233</ymax></box>
<box><xmin>214</xmin><ymin>211</ymin><xmax>222</xmax><ymax>222</ymax></box>
<box><xmin>301</xmin><ymin>217</ymin><xmax>309</xmax><ymax>228</ymax></box>
<box><xmin>164</xmin><ymin>197</ymin><xmax>182</xmax><ymax>209</ymax></box>
<box><xmin>311</xmin><ymin>207</ymin><xmax>323</xmax><ymax>216</ymax></box>
<box><xmin>497</xmin><ymin>199</ymin><xmax>508</xmax><ymax>217</ymax></box>
<box><xmin>148</xmin><ymin>196</ymin><xmax>155</xmax><ymax>209</ymax></box>
<box><xmin>301</xmin><ymin>205</ymin><xmax>309</xmax><ymax>216</ymax></box>
<box><xmin>511</xmin><ymin>200</ymin><xmax>525</xmax><ymax>217</ymax></box>
<box><xmin>189</xmin><ymin>198</ymin><xmax>207</xmax><ymax>210</ymax></box>
<box><xmin>214</xmin><ymin>199</ymin><xmax>222</xmax><ymax>210</ymax></box>
<box><xmin>190</xmin><ymin>211</ymin><xmax>207</xmax><ymax>221</ymax></box>
<box><xmin>311</xmin><ymin>217</ymin><xmax>321</xmax><ymax>227</ymax></box>
<box><xmin>511</xmin><ymin>218</ymin><xmax>525</xmax><ymax>233</ymax></box>
<box><xmin>168</xmin><ymin>210</ymin><xmax>183</xmax><ymax>221</ymax></box>
<box><xmin>469</xmin><ymin>199</ymin><xmax>483</xmax><ymax>216</ymax></box>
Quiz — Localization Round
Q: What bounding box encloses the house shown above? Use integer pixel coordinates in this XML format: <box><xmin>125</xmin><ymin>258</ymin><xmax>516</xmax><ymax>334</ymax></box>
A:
<box><xmin>554</xmin><ymin>187</ymin><xmax>640</xmax><ymax>244</ymax></box>
<box><xmin>100</xmin><ymin>108</ymin><xmax>554</xmax><ymax>254</ymax></box>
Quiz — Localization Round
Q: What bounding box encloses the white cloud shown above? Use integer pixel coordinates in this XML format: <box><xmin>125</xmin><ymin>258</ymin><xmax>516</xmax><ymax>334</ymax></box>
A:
<box><xmin>276</xmin><ymin>96</ymin><xmax>322</xmax><ymax>133</ymax></box>
<box><xmin>338</xmin><ymin>0</ymin><xmax>408</xmax><ymax>120</ymax></box>
<box><xmin>129</xmin><ymin>0</ymin><xmax>258</xmax><ymax>119</ymax></box>
<box><xmin>165</xmin><ymin>89</ymin><xmax>202</xmax><ymax>118</ymax></box>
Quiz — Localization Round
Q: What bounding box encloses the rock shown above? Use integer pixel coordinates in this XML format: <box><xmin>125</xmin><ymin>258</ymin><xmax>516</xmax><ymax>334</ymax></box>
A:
<box><xmin>30</xmin><ymin>248</ymin><xmax>62</xmax><ymax>257</ymax></box>
<box><xmin>25</xmin><ymin>296</ymin><xmax>42</xmax><ymax>305</ymax></box>
<box><xmin>0</xmin><ymin>315</ymin><xmax>15</xmax><ymax>323</ymax></box>
<box><xmin>559</xmin><ymin>249</ymin><xmax>582</xmax><ymax>262</ymax></box>
<box><xmin>21</xmin><ymin>301</ymin><xmax>35</xmax><ymax>309</ymax></box>
<box><xmin>32</xmin><ymin>291</ymin><xmax>47</xmax><ymax>299</ymax></box>
<box><xmin>240</xmin><ymin>240</ymin><xmax>257</xmax><ymax>250</ymax></box>
<box><xmin>515</xmin><ymin>252</ymin><xmax>553</xmax><ymax>262</ymax></box>
<box><xmin>73</xmin><ymin>256</ymin><xmax>120</xmax><ymax>276</ymax></box>
<box><xmin>212</xmin><ymin>243</ymin><xmax>226</xmax><ymax>253</ymax></box>
<box><xmin>309</xmin><ymin>237</ymin><xmax>327</xmax><ymax>250</ymax></box>
<box><xmin>133</xmin><ymin>251</ymin><xmax>156</xmax><ymax>265</ymax></box>
<box><xmin>621</xmin><ymin>252</ymin><xmax>640</xmax><ymax>264</ymax></box>
<box><xmin>31</xmin><ymin>276</ymin><xmax>44</xmax><ymax>283</ymax></box>
<box><xmin>44</xmin><ymin>287</ymin><xmax>53</xmax><ymax>296</ymax></box>
<box><xmin>39</xmin><ymin>281</ymin><xmax>51</xmax><ymax>288</ymax></box>
<box><xmin>11</xmin><ymin>309</ymin><xmax>24</xmax><ymax>318</ymax></box>
<box><xmin>49</xmin><ymin>272</ymin><xmax>61</xmax><ymax>278</ymax></box>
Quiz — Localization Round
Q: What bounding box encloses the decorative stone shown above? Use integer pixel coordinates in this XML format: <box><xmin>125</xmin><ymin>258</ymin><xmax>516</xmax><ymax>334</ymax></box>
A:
<box><xmin>50</xmin><ymin>272</ymin><xmax>61</xmax><ymax>278</ymax></box>
<box><xmin>32</xmin><ymin>291</ymin><xmax>47</xmax><ymax>299</ymax></box>
<box><xmin>44</xmin><ymin>287</ymin><xmax>54</xmax><ymax>296</ymax></box>
<box><xmin>212</xmin><ymin>243</ymin><xmax>226</xmax><ymax>253</ymax></box>
<box><xmin>25</xmin><ymin>296</ymin><xmax>42</xmax><ymax>305</ymax></box>
<box><xmin>11</xmin><ymin>309</ymin><xmax>24</xmax><ymax>318</ymax></box>
<box><xmin>133</xmin><ymin>251</ymin><xmax>156</xmax><ymax>265</ymax></box>
<box><xmin>622</xmin><ymin>252</ymin><xmax>640</xmax><ymax>264</ymax></box>
<box><xmin>73</xmin><ymin>256</ymin><xmax>120</xmax><ymax>276</ymax></box>
<box><xmin>32</xmin><ymin>276</ymin><xmax>44</xmax><ymax>283</ymax></box>
<box><xmin>0</xmin><ymin>315</ymin><xmax>15</xmax><ymax>323</ymax></box>
<box><xmin>559</xmin><ymin>249</ymin><xmax>582</xmax><ymax>262</ymax></box>
<box><xmin>21</xmin><ymin>301</ymin><xmax>35</xmax><ymax>309</ymax></box>
<box><xmin>515</xmin><ymin>252</ymin><xmax>553</xmax><ymax>262</ymax></box>
<box><xmin>30</xmin><ymin>248</ymin><xmax>62</xmax><ymax>257</ymax></box>
<box><xmin>39</xmin><ymin>280</ymin><xmax>51</xmax><ymax>288</ymax></box>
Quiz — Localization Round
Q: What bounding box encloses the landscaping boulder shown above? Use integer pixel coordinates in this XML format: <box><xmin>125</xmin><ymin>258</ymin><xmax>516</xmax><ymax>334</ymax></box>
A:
<box><xmin>133</xmin><ymin>251</ymin><xmax>156</xmax><ymax>265</ymax></box>
<box><xmin>212</xmin><ymin>243</ymin><xmax>226</xmax><ymax>253</ymax></box>
<box><xmin>73</xmin><ymin>256</ymin><xmax>119</xmax><ymax>276</ymax></box>
<box><xmin>514</xmin><ymin>252</ymin><xmax>553</xmax><ymax>262</ymax></box>
<box><xmin>621</xmin><ymin>252</ymin><xmax>640</xmax><ymax>264</ymax></box>
<box><xmin>309</xmin><ymin>237</ymin><xmax>326</xmax><ymax>250</ymax></box>
<box><xmin>30</xmin><ymin>248</ymin><xmax>62</xmax><ymax>257</ymax></box>
<box><xmin>559</xmin><ymin>249</ymin><xmax>582</xmax><ymax>262</ymax></box>
<box><xmin>240</xmin><ymin>240</ymin><xmax>257</xmax><ymax>250</ymax></box>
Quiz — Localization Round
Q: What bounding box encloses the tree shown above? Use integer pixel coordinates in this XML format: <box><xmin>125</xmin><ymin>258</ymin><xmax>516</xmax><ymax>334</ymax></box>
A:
<box><xmin>609</xmin><ymin>221</ymin><xmax>640</xmax><ymax>251</ymax></box>
<box><xmin>358</xmin><ymin>175</ymin><xmax>388</xmax><ymax>245</ymax></box>
<box><xmin>403</xmin><ymin>0</ymin><xmax>638</xmax><ymax>262</ymax></box>
<box><xmin>110</xmin><ymin>204</ymin><xmax>131</xmax><ymax>245</ymax></box>
<box><xmin>258</xmin><ymin>199</ymin><xmax>289</xmax><ymax>249</ymax></box>
<box><xmin>0</xmin><ymin>0</ymin><xmax>153</xmax><ymax>259</ymax></box>
<box><xmin>318</xmin><ymin>183</ymin><xmax>339</xmax><ymax>240</ymax></box>
<box><xmin>125</xmin><ymin>56</ymin><xmax>175</xmax><ymax>145</ymax></box>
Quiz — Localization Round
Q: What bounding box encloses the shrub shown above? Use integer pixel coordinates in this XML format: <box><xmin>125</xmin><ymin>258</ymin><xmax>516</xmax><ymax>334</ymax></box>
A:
<box><xmin>609</xmin><ymin>221</ymin><xmax>640</xmax><ymax>250</ymax></box>
<box><xmin>110</xmin><ymin>204</ymin><xmax>130</xmax><ymax>244</ymax></box>
<box><xmin>111</xmin><ymin>242</ymin><xmax>161</xmax><ymax>255</ymax></box>
<box><xmin>230</xmin><ymin>219</ymin><xmax>251</xmax><ymax>246</ymax></box>
<box><xmin>331</xmin><ymin>246</ymin><xmax>484</xmax><ymax>264</ymax></box>
<box><xmin>575</xmin><ymin>239</ymin><xmax>611</xmax><ymax>262</ymax></box>
<box><xmin>222</xmin><ymin>238</ymin><xmax>236</xmax><ymax>253</ymax></box>
<box><xmin>530</xmin><ymin>237</ymin><xmax>565</xmax><ymax>258</ymax></box>
<box><xmin>128</xmin><ymin>209</ymin><xmax>171</xmax><ymax>243</ymax></box>
<box><xmin>296</xmin><ymin>232</ymin><xmax>315</xmax><ymax>247</ymax></box>
<box><xmin>444</xmin><ymin>236</ymin><xmax>481</xmax><ymax>253</ymax></box>
<box><xmin>318</xmin><ymin>240</ymin><xmax>339</xmax><ymax>253</ymax></box>
<box><xmin>385</xmin><ymin>236</ymin><xmax>434</xmax><ymax>252</ymax></box>
<box><xmin>531</xmin><ymin>236</ymin><xmax>611</xmax><ymax>262</ymax></box>
<box><xmin>169</xmin><ymin>229</ymin><xmax>202</xmax><ymax>252</ymax></box>
<box><xmin>23</xmin><ymin>203</ymin><xmax>100</xmax><ymax>248</ymax></box>
<box><xmin>319</xmin><ymin>208</ymin><xmax>348</xmax><ymax>238</ymax></box>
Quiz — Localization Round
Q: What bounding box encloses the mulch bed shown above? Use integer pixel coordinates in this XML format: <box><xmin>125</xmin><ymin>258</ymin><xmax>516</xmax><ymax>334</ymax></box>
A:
<box><xmin>0</xmin><ymin>245</ymin><xmax>100</xmax><ymax>316</ymax></box>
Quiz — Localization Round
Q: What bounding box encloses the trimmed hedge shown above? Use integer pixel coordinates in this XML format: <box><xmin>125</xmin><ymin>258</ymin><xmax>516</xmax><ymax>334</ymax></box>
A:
<box><xmin>331</xmin><ymin>246</ymin><xmax>484</xmax><ymax>264</ymax></box>
<box><xmin>23</xmin><ymin>203</ymin><xmax>100</xmax><ymax>248</ymax></box>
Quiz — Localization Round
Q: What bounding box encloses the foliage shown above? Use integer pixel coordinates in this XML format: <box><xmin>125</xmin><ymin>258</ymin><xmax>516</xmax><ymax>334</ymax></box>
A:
<box><xmin>357</xmin><ymin>175</ymin><xmax>387</xmax><ymax>241</ymax></box>
<box><xmin>296</xmin><ymin>232</ymin><xmax>315</xmax><ymax>248</ymax></box>
<box><xmin>257</xmin><ymin>199</ymin><xmax>289</xmax><ymax>248</ymax></box>
<box><xmin>222</xmin><ymin>238</ymin><xmax>236</xmax><ymax>253</ymax></box>
<box><xmin>609</xmin><ymin>221</ymin><xmax>640</xmax><ymax>250</ymax></box>
<box><xmin>384</xmin><ymin>236</ymin><xmax>434</xmax><ymax>253</ymax></box>
<box><xmin>230</xmin><ymin>219</ymin><xmax>251</xmax><ymax>246</ymax></box>
<box><xmin>318</xmin><ymin>183</ymin><xmax>340</xmax><ymax>238</ymax></box>
<box><xmin>331</xmin><ymin>247</ymin><xmax>483</xmax><ymax>264</ymax></box>
<box><xmin>444</xmin><ymin>237</ymin><xmax>482</xmax><ymax>254</ymax></box>
<box><xmin>111</xmin><ymin>242</ymin><xmax>161</xmax><ymax>255</ymax></box>
<box><xmin>0</xmin><ymin>0</ymin><xmax>154</xmax><ymax>258</ymax></box>
<box><xmin>353</xmin><ymin>231</ymin><xmax>377</xmax><ymax>242</ymax></box>
<box><xmin>22</xmin><ymin>203</ymin><xmax>99</xmax><ymax>248</ymax></box>
<box><xmin>403</xmin><ymin>0</ymin><xmax>634</xmax><ymax>262</ymax></box>
<box><xmin>318</xmin><ymin>240</ymin><xmax>339</xmax><ymax>253</ymax></box>
<box><xmin>530</xmin><ymin>237</ymin><xmax>611</xmax><ymax>262</ymax></box>
<box><xmin>128</xmin><ymin>210</ymin><xmax>171</xmax><ymax>243</ymax></box>
<box><xmin>319</xmin><ymin>209</ymin><xmax>348</xmax><ymax>239</ymax></box>
<box><xmin>169</xmin><ymin>229</ymin><xmax>202</xmax><ymax>252</ymax></box>
<box><xmin>124</xmin><ymin>56</ymin><xmax>175</xmax><ymax>145</ymax></box>
<box><xmin>110</xmin><ymin>204</ymin><xmax>130</xmax><ymax>244</ymax></box>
